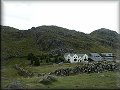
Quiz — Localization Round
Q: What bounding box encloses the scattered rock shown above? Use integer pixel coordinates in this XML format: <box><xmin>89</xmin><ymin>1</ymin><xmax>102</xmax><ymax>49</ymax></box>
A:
<box><xmin>39</xmin><ymin>75</ymin><xmax>57</xmax><ymax>85</ymax></box>
<box><xmin>6</xmin><ymin>81</ymin><xmax>25</xmax><ymax>89</ymax></box>
<box><xmin>15</xmin><ymin>64</ymin><xmax>34</xmax><ymax>77</ymax></box>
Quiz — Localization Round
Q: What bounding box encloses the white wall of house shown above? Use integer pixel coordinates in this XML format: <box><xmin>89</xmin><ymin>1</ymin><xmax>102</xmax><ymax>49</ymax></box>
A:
<box><xmin>81</xmin><ymin>54</ymin><xmax>88</xmax><ymax>62</ymax></box>
<box><xmin>64</xmin><ymin>54</ymin><xmax>71</xmax><ymax>62</ymax></box>
<box><xmin>70</xmin><ymin>54</ymin><xmax>78</xmax><ymax>63</ymax></box>
<box><xmin>78</xmin><ymin>54</ymin><xmax>88</xmax><ymax>63</ymax></box>
<box><xmin>64</xmin><ymin>54</ymin><xmax>88</xmax><ymax>63</ymax></box>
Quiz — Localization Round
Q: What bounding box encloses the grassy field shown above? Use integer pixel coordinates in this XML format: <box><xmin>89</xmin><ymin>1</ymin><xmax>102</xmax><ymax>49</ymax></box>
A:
<box><xmin>1</xmin><ymin>57</ymin><xmax>120</xmax><ymax>89</ymax></box>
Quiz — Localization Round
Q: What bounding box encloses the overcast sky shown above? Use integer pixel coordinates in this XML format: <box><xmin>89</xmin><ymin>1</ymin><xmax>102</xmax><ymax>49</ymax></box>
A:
<box><xmin>2</xmin><ymin>1</ymin><xmax>119</xmax><ymax>33</ymax></box>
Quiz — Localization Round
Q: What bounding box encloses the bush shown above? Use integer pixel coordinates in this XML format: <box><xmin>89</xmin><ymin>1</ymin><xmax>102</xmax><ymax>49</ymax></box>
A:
<box><xmin>27</xmin><ymin>53</ymin><xmax>35</xmax><ymax>65</ymax></box>
<box><xmin>27</xmin><ymin>53</ymin><xmax>34</xmax><ymax>60</ymax></box>
<box><xmin>64</xmin><ymin>60</ymin><xmax>70</xmax><ymax>63</ymax></box>
<box><xmin>34</xmin><ymin>57</ymin><xmax>40</xmax><ymax>66</ymax></box>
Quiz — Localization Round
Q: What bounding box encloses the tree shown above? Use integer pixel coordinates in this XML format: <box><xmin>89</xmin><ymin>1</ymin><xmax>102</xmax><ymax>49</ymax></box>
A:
<box><xmin>27</xmin><ymin>53</ymin><xmax>33</xmax><ymax>60</ymax></box>
<box><xmin>27</xmin><ymin>53</ymin><xmax>35</xmax><ymax>65</ymax></box>
<box><xmin>45</xmin><ymin>56</ymin><xmax>50</xmax><ymax>63</ymax></box>
<box><xmin>56</xmin><ymin>56</ymin><xmax>65</xmax><ymax>63</ymax></box>
<box><xmin>27</xmin><ymin>53</ymin><xmax>40</xmax><ymax>66</ymax></box>
<box><xmin>50</xmin><ymin>58</ymin><xmax>55</xmax><ymax>63</ymax></box>
<box><xmin>33</xmin><ymin>57</ymin><xmax>40</xmax><ymax>66</ymax></box>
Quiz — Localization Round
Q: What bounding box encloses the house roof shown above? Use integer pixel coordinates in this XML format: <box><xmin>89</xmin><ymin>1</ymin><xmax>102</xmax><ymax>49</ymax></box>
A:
<box><xmin>100</xmin><ymin>53</ymin><xmax>113</xmax><ymax>57</ymax></box>
<box><xmin>70</xmin><ymin>54</ymin><xmax>75</xmax><ymax>57</ymax></box>
<box><xmin>101</xmin><ymin>53</ymin><xmax>112</xmax><ymax>54</ymax></box>
<box><xmin>64</xmin><ymin>53</ymin><xmax>87</xmax><ymax>57</ymax></box>
<box><xmin>101</xmin><ymin>53</ymin><xmax>113</xmax><ymax>56</ymax></box>
<box><xmin>64</xmin><ymin>53</ymin><xmax>75</xmax><ymax>57</ymax></box>
<box><xmin>76</xmin><ymin>54</ymin><xmax>86</xmax><ymax>57</ymax></box>
<box><xmin>64</xmin><ymin>53</ymin><xmax>70</xmax><ymax>57</ymax></box>
<box><xmin>90</xmin><ymin>53</ymin><xmax>101</xmax><ymax>56</ymax></box>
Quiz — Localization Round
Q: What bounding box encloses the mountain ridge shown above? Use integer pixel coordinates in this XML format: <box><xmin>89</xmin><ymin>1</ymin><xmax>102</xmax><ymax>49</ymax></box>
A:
<box><xmin>2</xmin><ymin>25</ymin><xmax>118</xmax><ymax>34</ymax></box>
<box><xmin>1</xmin><ymin>25</ymin><xmax>120</xmax><ymax>60</ymax></box>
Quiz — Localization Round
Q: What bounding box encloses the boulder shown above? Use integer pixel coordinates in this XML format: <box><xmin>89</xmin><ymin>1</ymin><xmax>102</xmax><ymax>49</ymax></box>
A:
<box><xmin>6</xmin><ymin>81</ymin><xmax>25</xmax><ymax>89</ymax></box>
<box><xmin>39</xmin><ymin>75</ymin><xmax>57</xmax><ymax>85</ymax></box>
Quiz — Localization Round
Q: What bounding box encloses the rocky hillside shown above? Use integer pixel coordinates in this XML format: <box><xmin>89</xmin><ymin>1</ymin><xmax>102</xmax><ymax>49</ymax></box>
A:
<box><xmin>1</xmin><ymin>25</ymin><xmax>120</xmax><ymax>60</ymax></box>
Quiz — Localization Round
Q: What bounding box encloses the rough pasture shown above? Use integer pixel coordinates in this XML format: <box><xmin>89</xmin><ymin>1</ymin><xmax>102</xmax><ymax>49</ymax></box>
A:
<box><xmin>1</xmin><ymin>58</ymin><xmax>120</xmax><ymax>89</ymax></box>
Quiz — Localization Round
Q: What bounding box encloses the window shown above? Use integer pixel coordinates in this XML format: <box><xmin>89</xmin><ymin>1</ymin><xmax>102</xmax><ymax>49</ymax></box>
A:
<box><xmin>68</xmin><ymin>59</ymin><xmax>70</xmax><ymax>62</ymax></box>
<box><xmin>84</xmin><ymin>56</ymin><xmax>87</xmax><ymax>61</ymax></box>
<box><xmin>108</xmin><ymin>54</ymin><xmax>111</xmax><ymax>56</ymax></box>
<box><xmin>74</xmin><ymin>59</ymin><xmax>77</xmax><ymax>61</ymax></box>
<box><xmin>74</xmin><ymin>57</ymin><xmax>77</xmax><ymax>58</ymax></box>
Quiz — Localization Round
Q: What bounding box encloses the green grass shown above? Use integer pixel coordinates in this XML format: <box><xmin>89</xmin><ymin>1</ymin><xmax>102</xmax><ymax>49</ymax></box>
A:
<box><xmin>1</xmin><ymin>57</ymin><xmax>119</xmax><ymax>89</ymax></box>
<box><xmin>25</xmin><ymin>63</ymin><xmax>84</xmax><ymax>73</ymax></box>
<box><xmin>2</xmin><ymin>72</ymin><xmax>118</xmax><ymax>89</ymax></box>
<box><xmin>51</xmin><ymin>72</ymin><xmax>118</xmax><ymax>89</ymax></box>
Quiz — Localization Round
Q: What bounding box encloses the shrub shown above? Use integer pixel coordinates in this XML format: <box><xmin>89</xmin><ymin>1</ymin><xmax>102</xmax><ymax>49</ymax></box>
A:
<box><xmin>33</xmin><ymin>57</ymin><xmax>40</xmax><ymax>66</ymax></box>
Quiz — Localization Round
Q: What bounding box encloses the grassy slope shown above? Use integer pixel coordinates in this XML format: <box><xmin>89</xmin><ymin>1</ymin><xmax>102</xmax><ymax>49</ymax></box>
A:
<box><xmin>2</xmin><ymin>25</ymin><xmax>119</xmax><ymax>59</ymax></box>
<box><xmin>1</xmin><ymin>58</ymin><xmax>119</xmax><ymax>89</ymax></box>
<box><xmin>1</xmin><ymin>30</ymin><xmax>43</xmax><ymax>58</ymax></box>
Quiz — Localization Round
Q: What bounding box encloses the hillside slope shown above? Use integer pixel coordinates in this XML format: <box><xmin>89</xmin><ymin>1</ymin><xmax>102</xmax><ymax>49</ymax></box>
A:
<box><xmin>1</xmin><ymin>25</ymin><xmax>120</xmax><ymax>59</ymax></box>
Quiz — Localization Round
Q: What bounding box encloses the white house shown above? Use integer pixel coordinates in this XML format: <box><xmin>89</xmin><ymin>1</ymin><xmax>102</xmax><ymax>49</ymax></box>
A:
<box><xmin>89</xmin><ymin>53</ymin><xmax>103</xmax><ymax>61</ymax></box>
<box><xmin>101</xmin><ymin>53</ymin><xmax>114</xmax><ymax>61</ymax></box>
<box><xmin>78</xmin><ymin>54</ymin><xmax>88</xmax><ymax>63</ymax></box>
<box><xmin>64</xmin><ymin>53</ymin><xmax>88</xmax><ymax>63</ymax></box>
